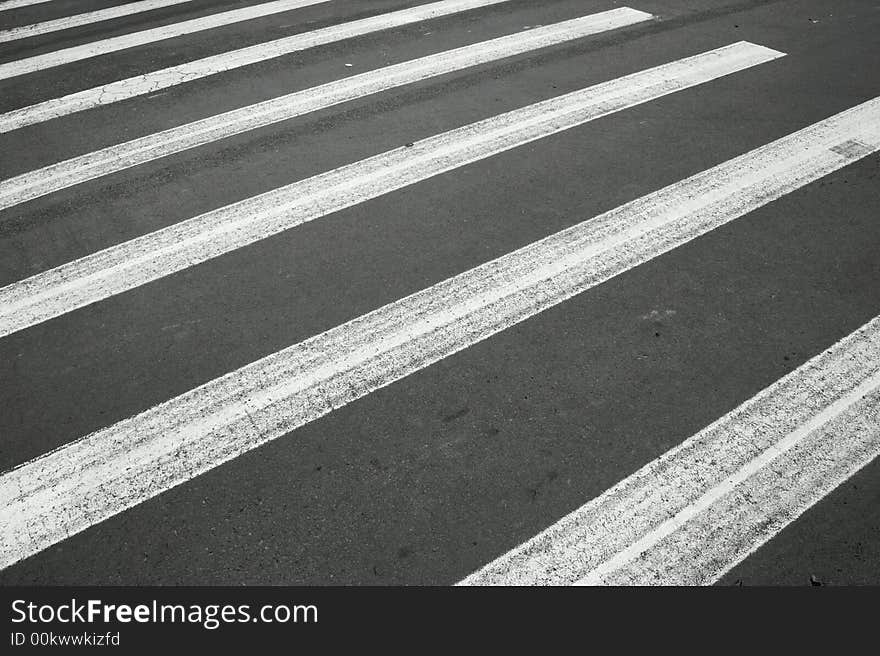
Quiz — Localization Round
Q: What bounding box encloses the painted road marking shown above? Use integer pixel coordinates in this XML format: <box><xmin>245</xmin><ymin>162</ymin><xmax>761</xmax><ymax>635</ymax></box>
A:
<box><xmin>0</xmin><ymin>0</ymin><xmax>53</xmax><ymax>11</ymax></box>
<box><xmin>0</xmin><ymin>0</ymin><xmax>199</xmax><ymax>44</ymax></box>
<box><xmin>0</xmin><ymin>0</ymin><xmax>512</xmax><ymax>82</ymax></box>
<box><xmin>0</xmin><ymin>0</ymin><xmax>333</xmax><ymax>79</ymax></box>
<box><xmin>0</xmin><ymin>0</ymin><xmax>518</xmax><ymax>130</ymax></box>
<box><xmin>3</xmin><ymin>90</ymin><xmax>878</xmax><ymax>572</ymax></box>
<box><xmin>0</xmin><ymin>42</ymin><xmax>782</xmax><ymax>338</ymax></box>
<box><xmin>461</xmin><ymin>317</ymin><xmax>880</xmax><ymax>586</ymax></box>
<box><xmin>0</xmin><ymin>9</ymin><xmax>654</xmax><ymax>203</ymax></box>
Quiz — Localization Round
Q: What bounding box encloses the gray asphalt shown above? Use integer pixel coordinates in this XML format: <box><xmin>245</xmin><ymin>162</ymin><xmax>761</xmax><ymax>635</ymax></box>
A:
<box><xmin>0</xmin><ymin>0</ymin><xmax>878</xmax><ymax>585</ymax></box>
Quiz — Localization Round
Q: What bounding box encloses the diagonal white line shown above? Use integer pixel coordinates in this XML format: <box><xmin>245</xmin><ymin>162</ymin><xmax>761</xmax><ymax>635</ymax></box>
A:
<box><xmin>3</xmin><ymin>89</ymin><xmax>878</xmax><ymax>573</ymax></box>
<box><xmin>460</xmin><ymin>315</ymin><xmax>880</xmax><ymax>585</ymax></box>
<box><xmin>0</xmin><ymin>0</ymin><xmax>53</xmax><ymax>11</ymax></box>
<box><xmin>0</xmin><ymin>9</ymin><xmax>654</xmax><ymax>204</ymax></box>
<box><xmin>0</xmin><ymin>0</ymin><xmax>333</xmax><ymax>78</ymax></box>
<box><xmin>0</xmin><ymin>0</ymin><xmax>519</xmax><ymax>129</ymax></box>
<box><xmin>0</xmin><ymin>42</ymin><xmax>783</xmax><ymax>338</ymax></box>
<box><xmin>0</xmin><ymin>0</ymin><xmax>511</xmax><ymax>81</ymax></box>
<box><xmin>580</xmin><ymin>372</ymin><xmax>880</xmax><ymax>586</ymax></box>
<box><xmin>0</xmin><ymin>0</ymin><xmax>199</xmax><ymax>44</ymax></box>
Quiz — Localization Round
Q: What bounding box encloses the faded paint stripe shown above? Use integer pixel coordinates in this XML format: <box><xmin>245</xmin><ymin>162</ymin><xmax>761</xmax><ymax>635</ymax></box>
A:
<box><xmin>0</xmin><ymin>0</ymin><xmax>333</xmax><ymax>79</ymax></box>
<box><xmin>0</xmin><ymin>0</ymin><xmax>53</xmax><ymax>11</ymax></box>
<box><xmin>0</xmin><ymin>0</ymin><xmax>518</xmax><ymax>130</ymax></box>
<box><xmin>0</xmin><ymin>42</ymin><xmax>782</xmax><ymax>338</ymax></box>
<box><xmin>0</xmin><ymin>0</ymin><xmax>199</xmax><ymax>44</ymax></box>
<box><xmin>460</xmin><ymin>318</ymin><xmax>880</xmax><ymax>585</ymax></box>
<box><xmin>0</xmin><ymin>9</ymin><xmax>653</xmax><ymax>203</ymax></box>
<box><xmin>4</xmin><ymin>90</ymin><xmax>879</xmax><ymax>573</ymax></box>
<box><xmin>0</xmin><ymin>0</ymin><xmax>511</xmax><ymax>81</ymax></box>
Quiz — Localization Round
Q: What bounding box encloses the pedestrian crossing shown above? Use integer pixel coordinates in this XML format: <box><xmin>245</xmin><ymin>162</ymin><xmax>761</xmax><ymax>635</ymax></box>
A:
<box><xmin>0</xmin><ymin>41</ymin><xmax>781</xmax><ymax>336</ymax></box>
<box><xmin>0</xmin><ymin>8</ymin><xmax>656</xmax><ymax>210</ymax></box>
<box><xmin>0</xmin><ymin>0</ymin><xmax>199</xmax><ymax>44</ymax></box>
<box><xmin>0</xmin><ymin>0</ymin><xmax>878</xmax><ymax>584</ymax></box>
<box><xmin>461</xmin><ymin>315</ymin><xmax>880</xmax><ymax>585</ymax></box>
<box><xmin>0</xmin><ymin>0</ymin><xmax>519</xmax><ymax>129</ymax></box>
<box><xmin>0</xmin><ymin>0</ymin><xmax>333</xmax><ymax>78</ymax></box>
<box><xmin>0</xmin><ymin>0</ymin><xmax>507</xmax><ymax>80</ymax></box>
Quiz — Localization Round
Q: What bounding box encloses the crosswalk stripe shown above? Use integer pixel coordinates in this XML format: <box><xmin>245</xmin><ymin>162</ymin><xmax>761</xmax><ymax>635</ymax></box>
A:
<box><xmin>2</xmin><ymin>90</ymin><xmax>877</xmax><ymax>572</ymax></box>
<box><xmin>0</xmin><ymin>42</ymin><xmax>781</xmax><ymax>339</ymax></box>
<box><xmin>0</xmin><ymin>9</ymin><xmax>654</xmax><ymax>205</ymax></box>
<box><xmin>0</xmin><ymin>0</ymin><xmax>517</xmax><ymax>130</ymax></box>
<box><xmin>0</xmin><ymin>0</ymin><xmax>198</xmax><ymax>44</ymax></box>
<box><xmin>460</xmin><ymin>316</ymin><xmax>880</xmax><ymax>586</ymax></box>
<box><xmin>0</xmin><ymin>0</ymin><xmax>333</xmax><ymax>79</ymax></box>
<box><xmin>0</xmin><ymin>0</ymin><xmax>53</xmax><ymax>11</ymax></box>
<box><xmin>0</xmin><ymin>0</ymin><xmax>517</xmax><ymax>82</ymax></box>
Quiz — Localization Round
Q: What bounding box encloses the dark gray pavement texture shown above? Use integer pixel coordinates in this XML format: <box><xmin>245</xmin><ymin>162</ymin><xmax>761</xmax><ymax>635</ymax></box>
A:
<box><xmin>0</xmin><ymin>0</ymin><xmax>878</xmax><ymax>584</ymax></box>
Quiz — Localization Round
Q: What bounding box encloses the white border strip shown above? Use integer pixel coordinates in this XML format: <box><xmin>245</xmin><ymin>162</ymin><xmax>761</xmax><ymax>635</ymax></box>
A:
<box><xmin>0</xmin><ymin>0</ymin><xmax>511</xmax><ymax>81</ymax></box>
<box><xmin>461</xmin><ymin>318</ymin><xmax>880</xmax><ymax>586</ymax></box>
<box><xmin>0</xmin><ymin>0</ymin><xmax>198</xmax><ymax>44</ymax></box>
<box><xmin>0</xmin><ymin>9</ymin><xmax>653</xmax><ymax>204</ymax></box>
<box><xmin>2</xmin><ymin>91</ymin><xmax>878</xmax><ymax>572</ymax></box>
<box><xmin>0</xmin><ymin>42</ymin><xmax>782</xmax><ymax>338</ymax></box>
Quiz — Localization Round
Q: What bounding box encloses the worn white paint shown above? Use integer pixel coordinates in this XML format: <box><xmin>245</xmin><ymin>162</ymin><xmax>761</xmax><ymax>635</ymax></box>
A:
<box><xmin>0</xmin><ymin>0</ymin><xmax>333</xmax><ymax>79</ymax></box>
<box><xmin>461</xmin><ymin>319</ymin><xmax>880</xmax><ymax>586</ymax></box>
<box><xmin>5</xmin><ymin>88</ymin><xmax>878</xmax><ymax>574</ymax></box>
<box><xmin>0</xmin><ymin>9</ymin><xmax>653</xmax><ymax>195</ymax></box>
<box><xmin>0</xmin><ymin>0</ymin><xmax>54</xmax><ymax>11</ymax></box>
<box><xmin>0</xmin><ymin>0</ymin><xmax>520</xmax><ymax>130</ymax></box>
<box><xmin>0</xmin><ymin>0</ymin><xmax>199</xmax><ymax>44</ymax></box>
<box><xmin>0</xmin><ymin>0</ymin><xmax>510</xmax><ymax>81</ymax></box>
<box><xmin>0</xmin><ymin>42</ymin><xmax>782</xmax><ymax>338</ymax></box>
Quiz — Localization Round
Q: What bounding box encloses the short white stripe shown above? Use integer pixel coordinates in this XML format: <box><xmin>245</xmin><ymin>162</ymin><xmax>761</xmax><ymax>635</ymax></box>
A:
<box><xmin>0</xmin><ymin>0</ymin><xmax>198</xmax><ymax>44</ymax></box>
<box><xmin>0</xmin><ymin>0</ymin><xmax>53</xmax><ymax>11</ymax></box>
<box><xmin>0</xmin><ymin>0</ymin><xmax>512</xmax><ymax>81</ymax></box>
<box><xmin>0</xmin><ymin>0</ymin><xmax>516</xmax><ymax>129</ymax></box>
<box><xmin>0</xmin><ymin>42</ymin><xmax>782</xmax><ymax>338</ymax></box>
<box><xmin>1</xmin><ymin>90</ymin><xmax>877</xmax><ymax>572</ymax></box>
<box><xmin>0</xmin><ymin>9</ymin><xmax>654</xmax><ymax>204</ymax></box>
<box><xmin>581</xmin><ymin>373</ymin><xmax>880</xmax><ymax>586</ymax></box>
<box><xmin>459</xmin><ymin>316</ymin><xmax>880</xmax><ymax>585</ymax></box>
<box><xmin>0</xmin><ymin>0</ymin><xmax>332</xmax><ymax>79</ymax></box>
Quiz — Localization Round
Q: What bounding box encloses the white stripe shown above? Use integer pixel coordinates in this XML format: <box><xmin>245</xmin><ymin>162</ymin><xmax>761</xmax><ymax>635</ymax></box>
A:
<box><xmin>0</xmin><ymin>42</ymin><xmax>782</xmax><ymax>339</ymax></box>
<box><xmin>0</xmin><ymin>0</ymin><xmax>513</xmax><ymax>82</ymax></box>
<box><xmin>460</xmin><ymin>318</ymin><xmax>880</xmax><ymax>586</ymax></box>
<box><xmin>0</xmin><ymin>0</ymin><xmax>53</xmax><ymax>11</ymax></box>
<box><xmin>580</xmin><ymin>372</ymin><xmax>880</xmax><ymax>586</ymax></box>
<box><xmin>0</xmin><ymin>0</ymin><xmax>198</xmax><ymax>44</ymax></box>
<box><xmin>1</xmin><ymin>91</ymin><xmax>877</xmax><ymax>572</ymax></box>
<box><xmin>0</xmin><ymin>0</ymin><xmax>517</xmax><ymax>129</ymax></box>
<box><xmin>0</xmin><ymin>0</ymin><xmax>333</xmax><ymax>79</ymax></box>
<box><xmin>0</xmin><ymin>9</ymin><xmax>653</xmax><ymax>204</ymax></box>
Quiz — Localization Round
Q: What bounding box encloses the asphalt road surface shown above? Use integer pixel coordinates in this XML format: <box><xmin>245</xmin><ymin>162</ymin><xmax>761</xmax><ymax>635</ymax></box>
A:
<box><xmin>0</xmin><ymin>0</ymin><xmax>878</xmax><ymax>586</ymax></box>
